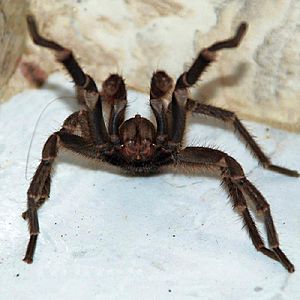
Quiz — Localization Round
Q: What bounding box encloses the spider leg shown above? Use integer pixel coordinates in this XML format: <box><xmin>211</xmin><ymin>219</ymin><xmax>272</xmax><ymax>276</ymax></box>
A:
<box><xmin>241</xmin><ymin>179</ymin><xmax>295</xmax><ymax>271</ymax></box>
<box><xmin>22</xmin><ymin>129</ymin><xmax>106</xmax><ymax>263</ymax></box>
<box><xmin>23</xmin><ymin>133</ymin><xmax>58</xmax><ymax>263</ymax></box>
<box><xmin>176</xmin><ymin>22</ymin><xmax>247</xmax><ymax>89</ymax></box>
<box><xmin>23</xmin><ymin>112</ymin><xmax>87</xmax><ymax>225</ymax></box>
<box><xmin>62</xmin><ymin>85</ymin><xmax>110</xmax><ymax>145</ymax></box>
<box><xmin>27</xmin><ymin>15</ymin><xmax>111</xmax><ymax>143</ymax></box>
<box><xmin>166</xmin><ymin>23</ymin><xmax>247</xmax><ymax>145</ymax></box>
<box><xmin>222</xmin><ymin>177</ymin><xmax>279</xmax><ymax>262</ymax></box>
<box><xmin>23</xmin><ymin>102</ymin><xmax>109</xmax><ymax>264</ymax></box>
<box><xmin>26</xmin><ymin>15</ymin><xmax>98</xmax><ymax>106</ymax></box>
<box><xmin>175</xmin><ymin>147</ymin><xmax>294</xmax><ymax>272</ymax></box>
<box><xmin>186</xmin><ymin>100</ymin><xmax>299</xmax><ymax>177</ymax></box>
<box><xmin>27</xmin><ymin>15</ymin><xmax>85</xmax><ymax>85</ymax></box>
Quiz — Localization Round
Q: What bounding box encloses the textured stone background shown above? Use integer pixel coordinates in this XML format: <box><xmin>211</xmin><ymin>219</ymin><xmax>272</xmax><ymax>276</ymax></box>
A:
<box><xmin>1</xmin><ymin>0</ymin><xmax>299</xmax><ymax>131</ymax></box>
<box><xmin>0</xmin><ymin>0</ymin><xmax>28</xmax><ymax>99</ymax></box>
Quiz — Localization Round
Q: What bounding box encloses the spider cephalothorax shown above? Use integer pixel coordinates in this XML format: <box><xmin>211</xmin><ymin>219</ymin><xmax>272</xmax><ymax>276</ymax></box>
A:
<box><xmin>119</xmin><ymin>115</ymin><xmax>157</xmax><ymax>161</ymax></box>
<box><xmin>108</xmin><ymin>113</ymin><xmax>172</xmax><ymax>174</ymax></box>
<box><xmin>23</xmin><ymin>15</ymin><xmax>299</xmax><ymax>273</ymax></box>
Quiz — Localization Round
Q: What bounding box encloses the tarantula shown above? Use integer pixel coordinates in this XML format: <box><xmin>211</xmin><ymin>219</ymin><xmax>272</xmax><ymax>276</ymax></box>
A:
<box><xmin>23</xmin><ymin>15</ymin><xmax>298</xmax><ymax>272</ymax></box>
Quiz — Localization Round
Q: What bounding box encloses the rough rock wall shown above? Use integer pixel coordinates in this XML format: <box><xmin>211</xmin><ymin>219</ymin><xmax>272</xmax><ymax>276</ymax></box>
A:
<box><xmin>0</xmin><ymin>0</ymin><xmax>28</xmax><ymax>99</ymax></box>
<box><xmin>1</xmin><ymin>0</ymin><xmax>299</xmax><ymax>131</ymax></box>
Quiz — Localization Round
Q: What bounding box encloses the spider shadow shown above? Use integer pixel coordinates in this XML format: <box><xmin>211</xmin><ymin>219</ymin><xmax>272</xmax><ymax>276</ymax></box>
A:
<box><xmin>42</xmin><ymin>80</ymin><xmax>79</xmax><ymax>112</ymax></box>
<box><xmin>58</xmin><ymin>150</ymin><xmax>170</xmax><ymax>179</ymax></box>
<box><xmin>41</xmin><ymin>79</ymin><xmax>112</xmax><ymax>116</ymax></box>
<box><xmin>192</xmin><ymin>62</ymin><xmax>249</xmax><ymax>102</ymax></box>
<box><xmin>57</xmin><ymin>150</ymin><xmax>122</xmax><ymax>176</ymax></box>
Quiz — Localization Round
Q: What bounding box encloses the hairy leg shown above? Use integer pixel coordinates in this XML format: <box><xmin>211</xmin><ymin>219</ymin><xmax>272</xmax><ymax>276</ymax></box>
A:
<box><xmin>175</xmin><ymin>147</ymin><xmax>294</xmax><ymax>272</ymax></box>
<box><xmin>186</xmin><ymin>100</ymin><xmax>299</xmax><ymax>177</ymax></box>
<box><xmin>175</xmin><ymin>22</ymin><xmax>247</xmax><ymax>90</ymax></box>
<box><xmin>27</xmin><ymin>15</ymin><xmax>98</xmax><ymax>106</ymax></box>
<box><xmin>23</xmin><ymin>133</ymin><xmax>58</xmax><ymax>263</ymax></box>
<box><xmin>167</xmin><ymin>23</ymin><xmax>247</xmax><ymax>144</ymax></box>
<box><xmin>23</xmin><ymin>129</ymin><xmax>105</xmax><ymax>263</ymax></box>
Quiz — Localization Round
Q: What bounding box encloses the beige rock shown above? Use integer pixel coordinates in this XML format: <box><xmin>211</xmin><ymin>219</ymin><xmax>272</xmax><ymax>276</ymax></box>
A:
<box><xmin>0</xmin><ymin>0</ymin><xmax>28</xmax><ymax>99</ymax></box>
<box><xmin>1</xmin><ymin>0</ymin><xmax>299</xmax><ymax>131</ymax></box>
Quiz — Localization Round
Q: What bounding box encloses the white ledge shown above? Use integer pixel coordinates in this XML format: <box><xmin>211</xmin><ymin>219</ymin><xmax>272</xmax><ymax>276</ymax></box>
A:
<box><xmin>0</xmin><ymin>74</ymin><xmax>299</xmax><ymax>299</ymax></box>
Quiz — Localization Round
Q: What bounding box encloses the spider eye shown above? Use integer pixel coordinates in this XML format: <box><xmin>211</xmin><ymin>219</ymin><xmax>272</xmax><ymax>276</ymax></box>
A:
<box><xmin>124</xmin><ymin>140</ymin><xmax>136</xmax><ymax>153</ymax></box>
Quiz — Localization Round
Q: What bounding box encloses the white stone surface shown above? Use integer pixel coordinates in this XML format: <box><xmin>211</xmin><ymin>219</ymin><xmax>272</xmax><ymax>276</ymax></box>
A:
<box><xmin>0</xmin><ymin>74</ymin><xmax>299</xmax><ymax>299</ymax></box>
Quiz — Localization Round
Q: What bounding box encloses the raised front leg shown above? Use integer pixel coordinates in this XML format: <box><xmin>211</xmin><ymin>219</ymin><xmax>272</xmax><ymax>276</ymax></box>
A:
<box><xmin>186</xmin><ymin>100</ymin><xmax>299</xmax><ymax>177</ymax></box>
<box><xmin>175</xmin><ymin>22</ymin><xmax>247</xmax><ymax>90</ymax></box>
<box><xmin>168</xmin><ymin>23</ymin><xmax>247</xmax><ymax>146</ymax></box>
<box><xmin>26</xmin><ymin>15</ymin><xmax>98</xmax><ymax>106</ymax></box>
<box><xmin>175</xmin><ymin>147</ymin><xmax>294</xmax><ymax>272</ymax></box>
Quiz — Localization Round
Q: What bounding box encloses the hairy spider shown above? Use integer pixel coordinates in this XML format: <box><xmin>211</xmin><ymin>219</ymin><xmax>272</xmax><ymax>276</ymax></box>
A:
<box><xmin>23</xmin><ymin>15</ymin><xmax>298</xmax><ymax>272</ymax></box>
